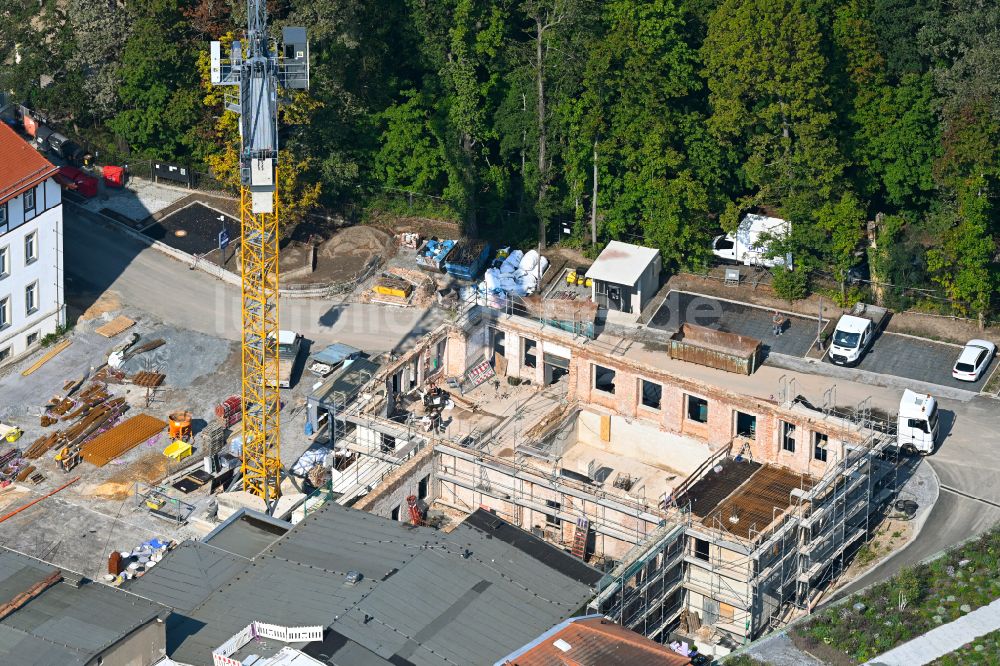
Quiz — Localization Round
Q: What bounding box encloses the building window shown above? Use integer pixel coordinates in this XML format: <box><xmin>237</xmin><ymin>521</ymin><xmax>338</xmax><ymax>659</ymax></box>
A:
<box><xmin>694</xmin><ymin>537</ymin><xmax>710</xmax><ymax>562</ymax></box>
<box><xmin>418</xmin><ymin>474</ymin><xmax>429</xmax><ymax>500</ymax></box>
<box><xmin>593</xmin><ymin>364</ymin><xmax>616</xmax><ymax>394</ymax></box>
<box><xmin>814</xmin><ymin>432</ymin><xmax>829</xmax><ymax>462</ymax></box>
<box><xmin>781</xmin><ymin>421</ymin><xmax>796</xmax><ymax>453</ymax></box>
<box><xmin>736</xmin><ymin>411</ymin><xmax>757</xmax><ymax>438</ymax></box>
<box><xmin>0</xmin><ymin>203</ymin><xmax>6</xmax><ymax>229</ymax></box>
<box><xmin>0</xmin><ymin>347</ymin><xmax>9</xmax><ymax>363</ymax></box>
<box><xmin>432</xmin><ymin>338</ymin><xmax>446</xmax><ymax>372</ymax></box>
<box><xmin>391</xmin><ymin>505</ymin><xmax>400</xmax><ymax>521</ymax></box>
<box><xmin>0</xmin><ymin>296</ymin><xmax>8</xmax><ymax>330</ymax></box>
<box><xmin>26</xmin><ymin>331</ymin><xmax>38</xmax><ymax>346</ymax></box>
<box><xmin>24</xmin><ymin>232</ymin><xmax>37</xmax><ymax>264</ymax></box>
<box><xmin>24</xmin><ymin>188</ymin><xmax>35</xmax><ymax>211</ymax></box>
<box><xmin>380</xmin><ymin>433</ymin><xmax>395</xmax><ymax>453</ymax></box>
<box><xmin>25</xmin><ymin>282</ymin><xmax>38</xmax><ymax>315</ymax></box>
<box><xmin>0</xmin><ymin>246</ymin><xmax>8</xmax><ymax>278</ymax></box>
<box><xmin>686</xmin><ymin>395</ymin><xmax>708</xmax><ymax>423</ymax></box>
<box><xmin>490</xmin><ymin>327</ymin><xmax>505</xmax><ymax>358</ymax></box>
<box><xmin>545</xmin><ymin>500</ymin><xmax>561</xmax><ymax>526</ymax></box>
<box><xmin>640</xmin><ymin>379</ymin><xmax>661</xmax><ymax>410</ymax></box>
<box><xmin>523</xmin><ymin>339</ymin><xmax>537</xmax><ymax>368</ymax></box>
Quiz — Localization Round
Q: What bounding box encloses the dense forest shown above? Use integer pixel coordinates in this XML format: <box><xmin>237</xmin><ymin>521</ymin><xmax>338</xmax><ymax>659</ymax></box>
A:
<box><xmin>1</xmin><ymin>0</ymin><xmax>997</xmax><ymax>316</ymax></box>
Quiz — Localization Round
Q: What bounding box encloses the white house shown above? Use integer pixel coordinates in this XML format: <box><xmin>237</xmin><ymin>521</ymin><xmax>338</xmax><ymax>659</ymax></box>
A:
<box><xmin>0</xmin><ymin>122</ymin><xmax>63</xmax><ymax>365</ymax></box>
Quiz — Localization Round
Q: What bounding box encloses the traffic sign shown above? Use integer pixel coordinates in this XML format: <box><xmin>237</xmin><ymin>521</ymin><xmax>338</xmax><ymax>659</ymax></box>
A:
<box><xmin>219</xmin><ymin>229</ymin><xmax>230</xmax><ymax>250</ymax></box>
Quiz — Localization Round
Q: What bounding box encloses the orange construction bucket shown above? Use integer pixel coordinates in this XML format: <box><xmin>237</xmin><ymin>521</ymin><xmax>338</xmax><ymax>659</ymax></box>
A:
<box><xmin>168</xmin><ymin>411</ymin><xmax>192</xmax><ymax>441</ymax></box>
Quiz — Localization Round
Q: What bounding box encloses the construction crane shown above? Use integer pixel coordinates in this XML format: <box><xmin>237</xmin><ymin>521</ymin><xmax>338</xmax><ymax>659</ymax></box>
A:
<box><xmin>210</xmin><ymin>4</ymin><xmax>309</xmax><ymax>507</ymax></box>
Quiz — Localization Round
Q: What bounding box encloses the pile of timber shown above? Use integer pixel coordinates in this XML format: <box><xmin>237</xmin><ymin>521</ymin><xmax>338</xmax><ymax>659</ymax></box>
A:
<box><xmin>131</xmin><ymin>371</ymin><xmax>165</xmax><ymax>388</ymax></box>
<box><xmin>24</xmin><ymin>397</ymin><xmax>128</xmax><ymax>459</ymax></box>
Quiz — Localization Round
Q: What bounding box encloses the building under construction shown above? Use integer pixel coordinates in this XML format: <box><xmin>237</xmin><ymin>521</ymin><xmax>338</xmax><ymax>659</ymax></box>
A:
<box><xmin>296</xmin><ymin>302</ymin><xmax>904</xmax><ymax>656</ymax></box>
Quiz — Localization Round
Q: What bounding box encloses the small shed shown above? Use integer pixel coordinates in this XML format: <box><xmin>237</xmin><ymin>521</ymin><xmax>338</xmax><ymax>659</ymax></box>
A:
<box><xmin>586</xmin><ymin>241</ymin><xmax>661</xmax><ymax>318</ymax></box>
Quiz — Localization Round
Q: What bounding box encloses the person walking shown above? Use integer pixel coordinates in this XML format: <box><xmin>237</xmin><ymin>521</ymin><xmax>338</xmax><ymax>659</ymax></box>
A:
<box><xmin>772</xmin><ymin>311</ymin><xmax>784</xmax><ymax>337</ymax></box>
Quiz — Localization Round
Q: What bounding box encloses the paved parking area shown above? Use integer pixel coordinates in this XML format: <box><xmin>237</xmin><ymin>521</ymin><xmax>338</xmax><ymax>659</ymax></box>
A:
<box><xmin>647</xmin><ymin>290</ymin><xmax>820</xmax><ymax>357</ymax></box>
<box><xmin>830</xmin><ymin>332</ymin><xmax>994</xmax><ymax>392</ymax></box>
<box><xmin>141</xmin><ymin>201</ymin><xmax>240</xmax><ymax>255</ymax></box>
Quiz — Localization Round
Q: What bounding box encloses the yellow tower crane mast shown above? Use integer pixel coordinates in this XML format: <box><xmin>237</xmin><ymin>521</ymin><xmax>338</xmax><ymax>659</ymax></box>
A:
<box><xmin>210</xmin><ymin>5</ymin><xmax>309</xmax><ymax>507</ymax></box>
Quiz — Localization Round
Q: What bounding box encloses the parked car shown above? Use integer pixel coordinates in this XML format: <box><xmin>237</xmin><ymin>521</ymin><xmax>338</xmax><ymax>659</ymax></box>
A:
<box><xmin>952</xmin><ymin>339</ymin><xmax>996</xmax><ymax>382</ymax></box>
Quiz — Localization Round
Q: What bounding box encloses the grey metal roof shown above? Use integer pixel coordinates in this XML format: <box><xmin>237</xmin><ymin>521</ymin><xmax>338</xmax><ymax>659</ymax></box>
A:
<box><xmin>152</xmin><ymin>502</ymin><xmax>598</xmax><ymax>666</ymax></box>
<box><xmin>309</xmin><ymin>358</ymin><xmax>381</xmax><ymax>406</ymax></box>
<box><xmin>202</xmin><ymin>510</ymin><xmax>289</xmax><ymax>558</ymax></box>
<box><xmin>0</xmin><ymin>549</ymin><xmax>166</xmax><ymax>666</ymax></box>
<box><xmin>126</xmin><ymin>540</ymin><xmax>248</xmax><ymax>611</ymax></box>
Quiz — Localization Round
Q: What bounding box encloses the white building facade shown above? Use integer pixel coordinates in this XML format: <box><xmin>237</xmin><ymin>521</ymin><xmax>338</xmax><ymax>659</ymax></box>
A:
<box><xmin>0</xmin><ymin>123</ymin><xmax>64</xmax><ymax>365</ymax></box>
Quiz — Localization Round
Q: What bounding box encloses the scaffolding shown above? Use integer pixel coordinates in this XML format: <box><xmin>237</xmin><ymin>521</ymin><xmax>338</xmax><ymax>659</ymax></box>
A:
<box><xmin>672</xmin><ymin>396</ymin><xmax>901</xmax><ymax>645</ymax></box>
<box><xmin>434</xmin><ymin>442</ymin><xmax>674</xmax><ymax>555</ymax></box>
<box><xmin>590</xmin><ymin>521</ymin><xmax>690</xmax><ymax>642</ymax></box>
<box><xmin>581</xmin><ymin>394</ymin><xmax>902</xmax><ymax>648</ymax></box>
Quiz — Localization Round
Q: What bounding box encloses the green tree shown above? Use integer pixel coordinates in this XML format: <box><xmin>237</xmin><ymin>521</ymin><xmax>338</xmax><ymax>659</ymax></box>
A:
<box><xmin>565</xmin><ymin>0</ymin><xmax>721</xmax><ymax>269</ymax></box>
<box><xmin>703</xmin><ymin>0</ymin><xmax>845</xmax><ymax>226</ymax></box>
<box><xmin>109</xmin><ymin>1</ymin><xmax>202</xmax><ymax>160</ymax></box>
<box><xmin>374</xmin><ymin>91</ymin><xmax>453</xmax><ymax>196</ymax></box>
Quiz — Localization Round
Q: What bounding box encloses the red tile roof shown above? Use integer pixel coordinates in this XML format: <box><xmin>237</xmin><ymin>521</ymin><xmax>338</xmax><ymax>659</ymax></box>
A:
<box><xmin>0</xmin><ymin>122</ymin><xmax>58</xmax><ymax>205</ymax></box>
<box><xmin>505</xmin><ymin>617</ymin><xmax>693</xmax><ymax>666</ymax></box>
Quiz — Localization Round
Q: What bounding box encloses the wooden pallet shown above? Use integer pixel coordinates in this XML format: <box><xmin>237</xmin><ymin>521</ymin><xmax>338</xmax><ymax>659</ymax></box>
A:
<box><xmin>94</xmin><ymin>316</ymin><xmax>136</xmax><ymax>338</ymax></box>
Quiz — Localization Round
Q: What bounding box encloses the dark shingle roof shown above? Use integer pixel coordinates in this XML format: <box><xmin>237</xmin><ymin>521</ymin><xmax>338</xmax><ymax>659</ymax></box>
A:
<box><xmin>0</xmin><ymin>549</ymin><xmax>166</xmax><ymax>666</ymax></box>
<box><xmin>143</xmin><ymin>503</ymin><xmax>599</xmax><ymax>666</ymax></box>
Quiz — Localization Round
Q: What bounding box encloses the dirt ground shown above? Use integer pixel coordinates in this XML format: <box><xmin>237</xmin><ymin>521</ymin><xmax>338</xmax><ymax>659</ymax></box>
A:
<box><xmin>886</xmin><ymin>311</ymin><xmax>997</xmax><ymax>346</ymax></box>
<box><xmin>281</xmin><ymin>225</ymin><xmax>395</xmax><ymax>284</ymax></box>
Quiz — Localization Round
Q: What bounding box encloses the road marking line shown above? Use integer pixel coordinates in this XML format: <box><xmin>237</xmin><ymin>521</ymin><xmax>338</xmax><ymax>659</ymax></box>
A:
<box><xmin>939</xmin><ymin>484</ymin><xmax>1000</xmax><ymax>509</ymax></box>
<box><xmin>672</xmin><ymin>289</ymin><xmax>820</xmax><ymax>320</ymax></box>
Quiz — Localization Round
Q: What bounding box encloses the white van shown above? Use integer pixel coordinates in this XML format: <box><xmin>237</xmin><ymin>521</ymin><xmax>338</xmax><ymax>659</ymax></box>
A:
<box><xmin>828</xmin><ymin>304</ymin><xmax>889</xmax><ymax>366</ymax></box>
<box><xmin>712</xmin><ymin>214</ymin><xmax>790</xmax><ymax>267</ymax></box>
<box><xmin>897</xmin><ymin>389</ymin><xmax>939</xmax><ymax>455</ymax></box>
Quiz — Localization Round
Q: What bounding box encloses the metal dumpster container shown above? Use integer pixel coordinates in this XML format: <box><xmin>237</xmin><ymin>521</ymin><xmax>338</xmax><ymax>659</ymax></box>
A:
<box><xmin>669</xmin><ymin>323</ymin><xmax>762</xmax><ymax>375</ymax></box>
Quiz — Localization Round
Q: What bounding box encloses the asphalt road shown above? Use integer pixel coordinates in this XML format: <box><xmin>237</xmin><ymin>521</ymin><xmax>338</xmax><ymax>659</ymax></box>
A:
<box><xmin>64</xmin><ymin>203</ymin><xmax>442</xmax><ymax>353</ymax></box>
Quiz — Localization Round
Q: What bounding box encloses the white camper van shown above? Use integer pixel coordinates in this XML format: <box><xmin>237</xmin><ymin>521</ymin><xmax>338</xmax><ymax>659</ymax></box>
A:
<box><xmin>897</xmin><ymin>389</ymin><xmax>939</xmax><ymax>455</ymax></box>
<box><xmin>712</xmin><ymin>214</ymin><xmax>790</xmax><ymax>267</ymax></box>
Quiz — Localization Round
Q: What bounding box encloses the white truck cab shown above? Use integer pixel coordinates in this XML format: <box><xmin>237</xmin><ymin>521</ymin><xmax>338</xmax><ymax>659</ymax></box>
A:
<box><xmin>897</xmin><ymin>389</ymin><xmax>939</xmax><ymax>455</ymax></box>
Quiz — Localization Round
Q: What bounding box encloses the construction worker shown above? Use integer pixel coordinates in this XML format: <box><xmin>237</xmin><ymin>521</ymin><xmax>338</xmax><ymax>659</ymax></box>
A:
<box><xmin>772</xmin><ymin>311</ymin><xmax>785</xmax><ymax>337</ymax></box>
